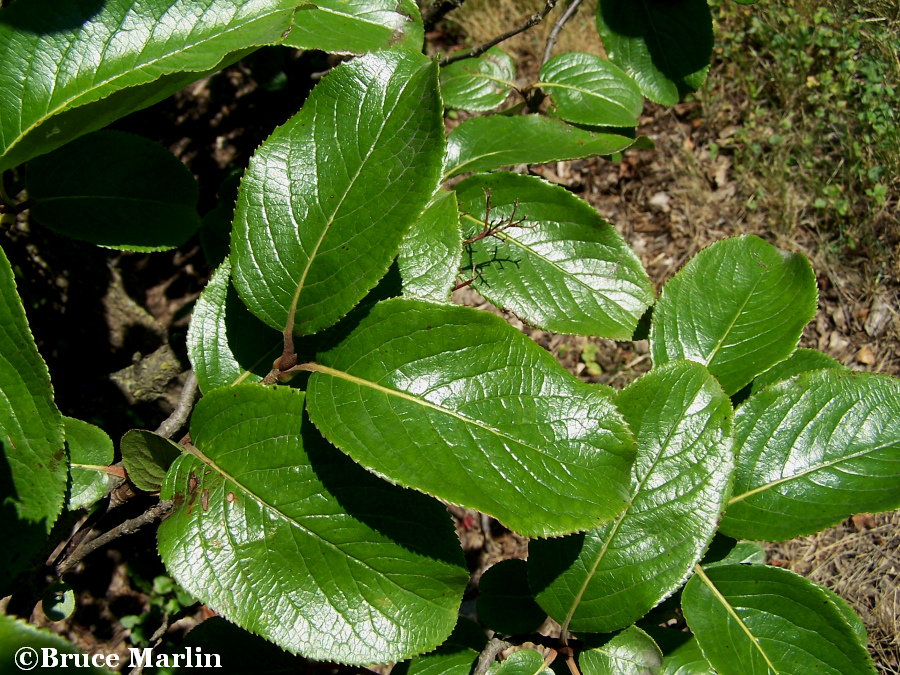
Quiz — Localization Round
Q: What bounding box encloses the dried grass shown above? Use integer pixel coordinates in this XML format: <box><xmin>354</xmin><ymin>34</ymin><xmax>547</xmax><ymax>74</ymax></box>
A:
<box><xmin>767</xmin><ymin>512</ymin><xmax>900</xmax><ymax>674</ymax></box>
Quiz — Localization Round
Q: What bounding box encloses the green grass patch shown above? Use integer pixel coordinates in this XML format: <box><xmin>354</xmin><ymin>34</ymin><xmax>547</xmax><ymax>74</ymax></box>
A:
<box><xmin>701</xmin><ymin>0</ymin><xmax>899</xmax><ymax>266</ymax></box>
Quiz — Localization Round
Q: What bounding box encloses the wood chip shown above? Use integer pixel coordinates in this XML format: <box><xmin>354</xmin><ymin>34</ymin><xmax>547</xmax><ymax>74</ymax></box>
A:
<box><xmin>856</xmin><ymin>346</ymin><xmax>876</xmax><ymax>365</ymax></box>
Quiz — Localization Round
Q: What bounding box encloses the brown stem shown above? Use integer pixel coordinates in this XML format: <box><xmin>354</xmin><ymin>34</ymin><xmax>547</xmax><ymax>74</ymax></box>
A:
<box><xmin>542</xmin><ymin>0</ymin><xmax>584</xmax><ymax>66</ymax></box>
<box><xmin>57</xmin><ymin>501</ymin><xmax>174</xmax><ymax>576</ymax></box>
<box><xmin>473</xmin><ymin>638</ymin><xmax>513</xmax><ymax>675</ymax></box>
<box><xmin>422</xmin><ymin>0</ymin><xmax>467</xmax><ymax>30</ymax></box>
<box><xmin>440</xmin><ymin>0</ymin><xmax>558</xmax><ymax>66</ymax></box>
<box><xmin>154</xmin><ymin>372</ymin><xmax>198</xmax><ymax>438</ymax></box>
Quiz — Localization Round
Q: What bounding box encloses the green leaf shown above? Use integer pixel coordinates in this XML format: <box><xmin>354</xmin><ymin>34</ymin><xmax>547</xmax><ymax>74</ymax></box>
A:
<box><xmin>158</xmin><ymin>385</ymin><xmax>467</xmax><ymax>664</ymax></box>
<box><xmin>579</xmin><ymin>626</ymin><xmax>663</xmax><ymax>675</ymax></box>
<box><xmin>596</xmin><ymin>0</ymin><xmax>713</xmax><ymax>105</ymax></box>
<box><xmin>721</xmin><ymin>369</ymin><xmax>900</xmax><ymax>540</ymax></box>
<box><xmin>538</xmin><ymin>52</ymin><xmax>643</xmax><ymax>127</ymax></box>
<box><xmin>653</xmin><ymin>632</ymin><xmax>714</xmax><ymax>675</ymax></box>
<box><xmin>440</xmin><ymin>48</ymin><xmax>516</xmax><ymax>112</ymax></box>
<box><xmin>0</xmin><ymin>245</ymin><xmax>66</xmax><ymax>586</ymax></box>
<box><xmin>186</xmin><ymin>257</ymin><xmax>282</xmax><ymax>393</ymax></box>
<box><xmin>0</xmin><ymin>0</ymin><xmax>306</xmax><ymax>171</ymax></box>
<box><xmin>0</xmin><ymin>613</ymin><xmax>113</xmax><ymax>673</ymax></box>
<box><xmin>530</xmin><ymin>360</ymin><xmax>732</xmax><ymax>632</ymax></box>
<box><xmin>231</xmin><ymin>50</ymin><xmax>443</xmax><ymax>336</ymax></box>
<box><xmin>120</xmin><ymin>429</ymin><xmax>183</xmax><ymax>493</ymax></box>
<box><xmin>306</xmin><ymin>297</ymin><xmax>636</xmax><ymax>538</ymax></box>
<box><xmin>489</xmin><ymin>650</ymin><xmax>553</xmax><ymax>675</ymax></box>
<box><xmin>281</xmin><ymin>0</ymin><xmax>424</xmax><ymax>53</ymax></box>
<box><xmin>682</xmin><ymin>564</ymin><xmax>876</xmax><ymax>675</ymax></box>
<box><xmin>820</xmin><ymin>586</ymin><xmax>868</xmax><ymax>646</ymax></box>
<box><xmin>396</xmin><ymin>619</ymin><xmax>486</xmax><ymax>675</ymax></box>
<box><xmin>750</xmin><ymin>348</ymin><xmax>843</xmax><ymax>393</ymax></box>
<box><xmin>398</xmin><ymin>191</ymin><xmax>463</xmax><ymax>303</ymax></box>
<box><xmin>64</xmin><ymin>417</ymin><xmax>113</xmax><ymax>511</ymax></box>
<box><xmin>700</xmin><ymin>537</ymin><xmax>766</xmax><ymax>569</ymax></box>
<box><xmin>650</xmin><ymin>235</ymin><xmax>817</xmax><ymax>395</ymax></box>
<box><xmin>26</xmin><ymin>131</ymin><xmax>200</xmax><ymax>251</ymax></box>
<box><xmin>455</xmin><ymin>172</ymin><xmax>653</xmax><ymax>338</ymax></box>
<box><xmin>444</xmin><ymin>115</ymin><xmax>639</xmax><ymax>178</ymax></box>
<box><xmin>477</xmin><ymin>559</ymin><xmax>546</xmax><ymax>636</ymax></box>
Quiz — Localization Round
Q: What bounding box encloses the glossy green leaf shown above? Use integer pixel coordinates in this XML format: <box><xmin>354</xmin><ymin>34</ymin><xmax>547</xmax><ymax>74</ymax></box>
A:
<box><xmin>0</xmin><ymin>0</ymin><xmax>425</xmax><ymax>171</ymax></box>
<box><xmin>396</xmin><ymin>619</ymin><xmax>486</xmax><ymax>675</ymax></box>
<box><xmin>158</xmin><ymin>385</ymin><xmax>467</xmax><ymax>664</ymax></box>
<box><xmin>0</xmin><ymin>613</ymin><xmax>112</xmax><ymax>673</ymax></box>
<box><xmin>120</xmin><ymin>429</ymin><xmax>183</xmax><ymax>493</ymax></box>
<box><xmin>538</xmin><ymin>52</ymin><xmax>643</xmax><ymax>127</ymax></box>
<box><xmin>398</xmin><ymin>191</ymin><xmax>462</xmax><ymax>302</ymax></box>
<box><xmin>440</xmin><ymin>48</ymin><xmax>516</xmax><ymax>112</ymax></box>
<box><xmin>530</xmin><ymin>361</ymin><xmax>732</xmax><ymax>632</ymax></box>
<box><xmin>579</xmin><ymin>626</ymin><xmax>663</xmax><ymax>675</ymax></box>
<box><xmin>231</xmin><ymin>50</ymin><xmax>443</xmax><ymax>336</ymax></box>
<box><xmin>444</xmin><ymin>115</ymin><xmax>640</xmax><ymax>178</ymax></box>
<box><xmin>455</xmin><ymin>173</ymin><xmax>653</xmax><ymax>338</ymax></box>
<box><xmin>682</xmin><ymin>564</ymin><xmax>876</xmax><ymax>675</ymax></box>
<box><xmin>721</xmin><ymin>369</ymin><xmax>900</xmax><ymax>540</ymax></box>
<box><xmin>0</xmin><ymin>0</ymin><xmax>300</xmax><ymax>171</ymax></box>
<box><xmin>65</xmin><ymin>417</ymin><xmax>113</xmax><ymax>511</ymax></box>
<box><xmin>821</xmin><ymin>585</ymin><xmax>868</xmax><ymax>646</ymax></box>
<box><xmin>700</xmin><ymin>537</ymin><xmax>766</xmax><ymax>569</ymax></box>
<box><xmin>281</xmin><ymin>0</ymin><xmax>424</xmax><ymax>53</ymax></box>
<box><xmin>186</xmin><ymin>257</ymin><xmax>282</xmax><ymax>393</ymax></box>
<box><xmin>596</xmin><ymin>0</ymin><xmax>713</xmax><ymax>105</ymax></box>
<box><xmin>26</xmin><ymin>131</ymin><xmax>200</xmax><ymax>251</ymax></box>
<box><xmin>477</xmin><ymin>559</ymin><xmax>546</xmax><ymax>636</ymax></box>
<box><xmin>306</xmin><ymin>298</ymin><xmax>636</xmax><ymax>538</ymax></box>
<box><xmin>750</xmin><ymin>348</ymin><xmax>843</xmax><ymax>393</ymax></box>
<box><xmin>0</xmin><ymin>246</ymin><xmax>66</xmax><ymax>586</ymax></box>
<box><xmin>650</xmin><ymin>235</ymin><xmax>817</xmax><ymax>395</ymax></box>
<box><xmin>656</xmin><ymin>633</ymin><xmax>714</xmax><ymax>675</ymax></box>
<box><xmin>489</xmin><ymin>650</ymin><xmax>553</xmax><ymax>675</ymax></box>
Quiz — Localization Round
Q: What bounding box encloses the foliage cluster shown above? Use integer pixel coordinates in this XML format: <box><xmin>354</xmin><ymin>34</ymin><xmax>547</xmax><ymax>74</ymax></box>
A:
<box><xmin>0</xmin><ymin>1</ymin><xmax>898</xmax><ymax>674</ymax></box>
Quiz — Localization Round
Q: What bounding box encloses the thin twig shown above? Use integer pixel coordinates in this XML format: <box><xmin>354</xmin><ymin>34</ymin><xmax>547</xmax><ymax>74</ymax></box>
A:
<box><xmin>542</xmin><ymin>0</ymin><xmax>584</xmax><ymax>66</ymax></box>
<box><xmin>154</xmin><ymin>372</ymin><xmax>198</xmax><ymax>438</ymax></box>
<box><xmin>473</xmin><ymin>638</ymin><xmax>513</xmax><ymax>675</ymax></box>
<box><xmin>57</xmin><ymin>501</ymin><xmax>174</xmax><ymax>576</ymax></box>
<box><xmin>422</xmin><ymin>0</ymin><xmax>468</xmax><ymax>31</ymax></box>
<box><xmin>440</xmin><ymin>0</ymin><xmax>558</xmax><ymax>66</ymax></box>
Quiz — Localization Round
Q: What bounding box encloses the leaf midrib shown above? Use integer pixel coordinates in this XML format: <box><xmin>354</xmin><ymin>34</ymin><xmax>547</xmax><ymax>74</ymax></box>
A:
<box><xmin>692</xmin><ymin>564</ymin><xmax>781</xmax><ymax>674</ymax></box>
<box><xmin>2</xmin><ymin>4</ymin><xmax>296</xmax><ymax>161</ymax></box>
<box><xmin>304</xmin><ymin>362</ymin><xmax>601</xmax><ymax>472</ymax></box>
<box><xmin>181</xmin><ymin>441</ymin><xmax>451</xmax><ymax>609</ymax></box>
<box><xmin>728</xmin><ymin>438</ymin><xmax>897</xmax><ymax>505</ymax></box>
<box><xmin>559</xmin><ymin>384</ymin><xmax>709</xmax><ymax>631</ymax></box>
<box><xmin>283</xmin><ymin>61</ymin><xmax>423</xmax><ymax>335</ymax></box>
